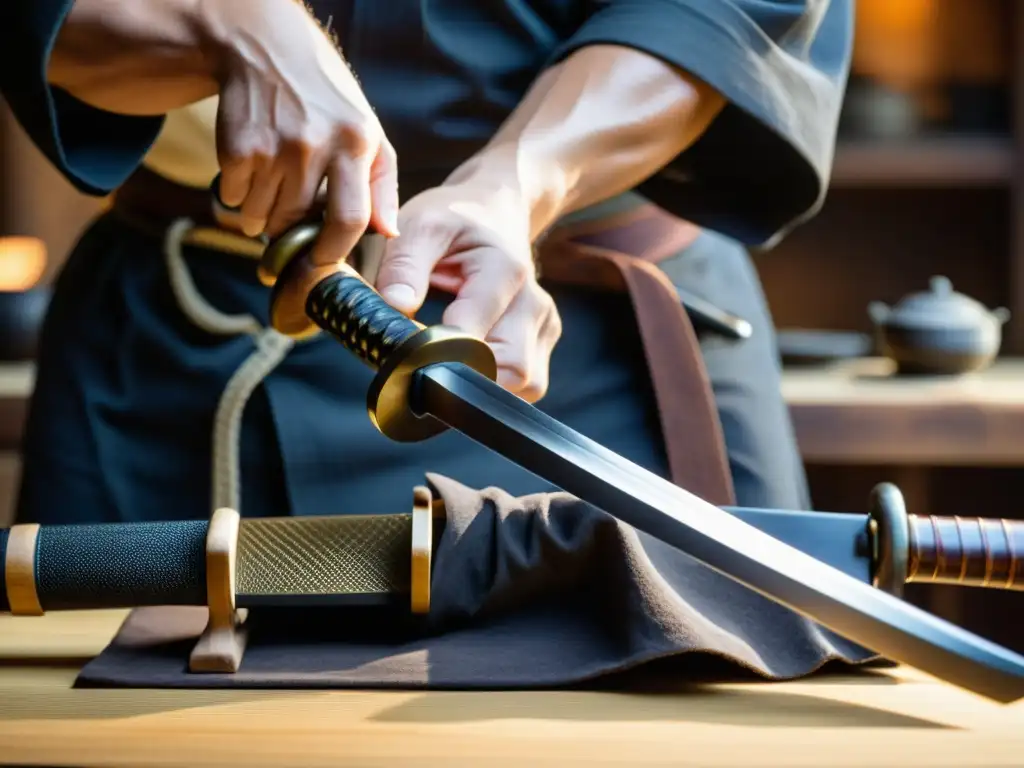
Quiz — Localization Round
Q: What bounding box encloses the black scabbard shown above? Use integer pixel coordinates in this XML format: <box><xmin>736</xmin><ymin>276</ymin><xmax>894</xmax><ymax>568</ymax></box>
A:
<box><xmin>2</xmin><ymin>520</ymin><xmax>209</xmax><ymax>613</ymax></box>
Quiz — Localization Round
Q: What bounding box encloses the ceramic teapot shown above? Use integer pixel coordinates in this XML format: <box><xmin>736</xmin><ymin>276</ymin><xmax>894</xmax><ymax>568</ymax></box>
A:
<box><xmin>867</xmin><ymin>276</ymin><xmax>1009</xmax><ymax>374</ymax></box>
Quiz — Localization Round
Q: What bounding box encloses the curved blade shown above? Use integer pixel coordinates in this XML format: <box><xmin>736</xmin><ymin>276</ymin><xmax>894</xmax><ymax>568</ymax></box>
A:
<box><xmin>415</xmin><ymin>363</ymin><xmax>1024</xmax><ymax>703</ymax></box>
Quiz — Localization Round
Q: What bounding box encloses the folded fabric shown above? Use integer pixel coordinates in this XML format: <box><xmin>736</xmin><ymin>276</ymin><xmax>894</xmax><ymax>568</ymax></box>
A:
<box><xmin>76</xmin><ymin>474</ymin><xmax>876</xmax><ymax>689</ymax></box>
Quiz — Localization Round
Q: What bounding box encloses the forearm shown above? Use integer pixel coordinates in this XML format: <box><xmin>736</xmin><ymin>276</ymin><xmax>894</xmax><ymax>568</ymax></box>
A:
<box><xmin>47</xmin><ymin>0</ymin><xmax>220</xmax><ymax>115</ymax></box>
<box><xmin>47</xmin><ymin>0</ymin><xmax>341</xmax><ymax>118</ymax></box>
<box><xmin>448</xmin><ymin>44</ymin><xmax>726</xmax><ymax>240</ymax></box>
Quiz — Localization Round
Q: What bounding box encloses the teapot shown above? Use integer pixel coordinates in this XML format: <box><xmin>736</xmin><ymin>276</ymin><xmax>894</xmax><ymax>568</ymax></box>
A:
<box><xmin>867</xmin><ymin>276</ymin><xmax>1009</xmax><ymax>375</ymax></box>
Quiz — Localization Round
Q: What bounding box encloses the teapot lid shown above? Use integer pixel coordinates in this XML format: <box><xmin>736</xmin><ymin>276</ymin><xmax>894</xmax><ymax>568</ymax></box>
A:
<box><xmin>883</xmin><ymin>276</ymin><xmax>1008</xmax><ymax>329</ymax></box>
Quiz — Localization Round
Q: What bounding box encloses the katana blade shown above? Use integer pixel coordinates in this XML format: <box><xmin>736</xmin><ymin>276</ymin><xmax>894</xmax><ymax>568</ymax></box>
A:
<box><xmin>409</xmin><ymin>363</ymin><xmax>1024</xmax><ymax>702</ymax></box>
<box><xmin>249</xmin><ymin>228</ymin><xmax>1024</xmax><ymax>703</ymax></box>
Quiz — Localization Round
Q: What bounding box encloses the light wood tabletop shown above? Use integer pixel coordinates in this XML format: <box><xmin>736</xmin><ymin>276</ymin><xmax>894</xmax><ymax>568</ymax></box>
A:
<box><xmin>0</xmin><ymin>610</ymin><xmax>1023</xmax><ymax>767</ymax></box>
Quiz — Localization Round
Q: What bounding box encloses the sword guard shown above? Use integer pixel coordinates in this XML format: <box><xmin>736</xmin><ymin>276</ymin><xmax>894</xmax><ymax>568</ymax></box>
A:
<box><xmin>869</xmin><ymin>482</ymin><xmax>910</xmax><ymax>597</ymax></box>
<box><xmin>265</xmin><ymin>223</ymin><xmax>497</xmax><ymax>442</ymax></box>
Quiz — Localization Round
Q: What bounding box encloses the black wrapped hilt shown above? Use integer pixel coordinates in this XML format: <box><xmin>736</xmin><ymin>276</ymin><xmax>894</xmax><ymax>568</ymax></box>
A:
<box><xmin>1</xmin><ymin>520</ymin><xmax>208</xmax><ymax>614</ymax></box>
<box><xmin>306</xmin><ymin>271</ymin><xmax>420</xmax><ymax>369</ymax></box>
<box><xmin>262</xmin><ymin>222</ymin><xmax>498</xmax><ymax>442</ymax></box>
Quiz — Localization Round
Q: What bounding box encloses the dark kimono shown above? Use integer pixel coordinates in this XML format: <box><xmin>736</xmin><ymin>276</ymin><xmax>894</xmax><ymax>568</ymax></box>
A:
<box><xmin>1</xmin><ymin>0</ymin><xmax>853</xmax><ymax>524</ymax></box>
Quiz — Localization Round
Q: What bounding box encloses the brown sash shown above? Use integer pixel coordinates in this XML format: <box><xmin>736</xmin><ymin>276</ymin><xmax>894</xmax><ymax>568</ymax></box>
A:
<box><xmin>537</xmin><ymin>206</ymin><xmax>736</xmax><ymax>506</ymax></box>
<box><xmin>111</xmin><ymin>169</ymin><xmax>736</xmax><ymax>505</ymax></box>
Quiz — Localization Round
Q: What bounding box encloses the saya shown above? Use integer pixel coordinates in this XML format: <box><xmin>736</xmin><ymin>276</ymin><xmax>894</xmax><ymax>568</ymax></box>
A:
<box><xmin>251</xmin><ymin>225</ymin><xmax>1024</xmax><ymax>704</ymax></box>
<box><xmin>3</xmin><ymin>482</ymin><xmax>1022</xmax><ymax>616</ymax></box>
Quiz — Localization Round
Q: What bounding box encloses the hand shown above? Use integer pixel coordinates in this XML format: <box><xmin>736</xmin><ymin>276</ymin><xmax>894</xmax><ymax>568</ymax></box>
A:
<box><xmin>374</xmin><ymin>182</ymin><xmax>562</xmax><ymax>402</ymax></box>
<box><xmin>206</xmin><ymin>0</ymin><xmax>399</xmax><ymax>263</ymax></box>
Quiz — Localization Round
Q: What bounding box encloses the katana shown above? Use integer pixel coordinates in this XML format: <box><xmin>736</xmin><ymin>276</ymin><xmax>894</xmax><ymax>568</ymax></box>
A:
<box><xmin>250</xmin><ymin>222</ymin><xmax>1024</xmax><ymax>704</ymax></box>
<box><xmin>3</xmin><ymin>482</ymin><xmax>1021</xmax><ymax>616</ymax></box>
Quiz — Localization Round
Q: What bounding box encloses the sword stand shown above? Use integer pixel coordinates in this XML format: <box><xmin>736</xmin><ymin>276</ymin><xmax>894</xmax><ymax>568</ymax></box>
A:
<box><xmin>189</xmin><ymin>506</ymin><xmax>248</xmax><ymax>673</ymax></box>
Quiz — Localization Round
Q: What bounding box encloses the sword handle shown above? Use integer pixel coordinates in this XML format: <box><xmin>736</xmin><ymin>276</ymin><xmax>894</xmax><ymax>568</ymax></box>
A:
<box><xmin>868</xmin><ymin>482</ymin><xmax>1024</xmax><ymax>593</ymax></box>
<box><xmin>0</xmin><ymin>520</ymin><xmax>208</xmax><ymax>615</ymax></box>
<box><xmin>305</xmin><ymin>269</ymin><xmax>420</xmax><ymax>367</ymax></box>
<box><xmin>262</xmin><ymin>223</ymin><xmax>497</xmax><ymax>442</ymax></box>
<box><xmin>906</xmin><ymin>515</ymin><xmax>1024</xmax><ymax>590</ymax></box>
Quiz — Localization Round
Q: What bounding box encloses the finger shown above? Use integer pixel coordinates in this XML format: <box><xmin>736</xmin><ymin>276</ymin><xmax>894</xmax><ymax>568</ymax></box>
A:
<box><xmin>489</xmin><ymin>314</ymin><xmax>538</xmax><ymax>397</ymax></box>
<box><xmin>239</xmin><ymin>157</ymin><xmax>284</xmax><ymax>237</ymax></box>
<box><xmin>518</xmin><ymin>297</ymin><xmax>561</xmax><ymax>402</ymax></box>
<box><xmin>440</xmin><ymin>249</ymin><xmax>529</xmax><ymax>339</ymax></box>
<box><xmin>310</xmin><ymin>152</ymin><xmax>373</xmax><ymax>267</ymax></box>
<box><xmin>478</xmin><ymin>284</ymin><xmax>550</xmax><ymax>398</ymax></box>
<box><xmin>217</xmin><ymin>159</ymin><xmax>254</xmax><ymax>210</ymax></box>
<box><xmin>375</xmin><ymin>216</ymin><xmax>457</xmax><ymax>315</ymax></box>
<box><xmin>214</xmin><ymin>93</ymin><xmax>256</xmax><ymax>209</ymax></box>
<box><xmin>264</xmin><ymin>151</ymin><xmax>326</xmax><ymax>237</ymax></box>
<box><xmin>368</xmin><ymin>140</ymin><xmax>400</xmax><ymax>238</ymax></box>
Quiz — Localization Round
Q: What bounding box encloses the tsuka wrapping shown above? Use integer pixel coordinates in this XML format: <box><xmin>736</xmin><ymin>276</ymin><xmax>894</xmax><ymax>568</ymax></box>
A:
<box><xmin>35</xmin><ymin>520</ymin><xmax>209</xmax><ymax>611</ymax></box>
<box><xmin>907</xmin><ymin>515</ymin><xmax>1024</xmax><ymax>589</ymax></box>
<box><xmin>0</xmin><ymin>529</ymin><xmax>8</xmax><ymax>613</ymax></box>
<box><xmin>306</xmin><ymin>272</ymin><xmax>419</xmax><ymax>368</ymax></box>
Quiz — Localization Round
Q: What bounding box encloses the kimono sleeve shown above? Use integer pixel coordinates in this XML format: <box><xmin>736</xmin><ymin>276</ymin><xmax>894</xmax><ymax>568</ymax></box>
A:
<box><xmin>0</xmin><ymin>0</ymin><xmax>164</xmax><ymax>196</ymax></box>
<box><xmin>549</xmin><ymin>0</ymin><xmax>854</xmax><ymax>247</ymax></box>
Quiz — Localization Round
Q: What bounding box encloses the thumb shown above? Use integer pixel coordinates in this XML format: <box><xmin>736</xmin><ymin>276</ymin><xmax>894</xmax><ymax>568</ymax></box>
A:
<box><xmin>375</xmin><ymin>218</ymin><xmax>454</xmax><ymax>315</ymax></box>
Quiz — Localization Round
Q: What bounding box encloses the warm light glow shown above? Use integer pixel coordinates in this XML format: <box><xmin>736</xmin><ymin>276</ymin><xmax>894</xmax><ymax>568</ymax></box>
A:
<box><xmin>0</xmin><ymin>237</ymin><xmax>48</xmax><ymax>291</ymax></box>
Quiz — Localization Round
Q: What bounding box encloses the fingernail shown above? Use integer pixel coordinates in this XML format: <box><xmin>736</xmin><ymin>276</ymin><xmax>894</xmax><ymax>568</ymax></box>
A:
<box><xmin>381</xmin><ymin>283</ymin><xmax>416</xmax><ymax>309</ymax></box>
<box><xmin>241</xmin><ymin>217</ymin><xmax>266</xmax><ymax>238</ymax></box>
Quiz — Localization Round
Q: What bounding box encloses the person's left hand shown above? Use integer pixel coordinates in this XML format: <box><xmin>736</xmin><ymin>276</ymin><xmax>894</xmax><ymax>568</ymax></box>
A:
<box><xmin>374</xmin><ymin>181</ymin><xmax>562</xmax><ymax>402</ymax></box>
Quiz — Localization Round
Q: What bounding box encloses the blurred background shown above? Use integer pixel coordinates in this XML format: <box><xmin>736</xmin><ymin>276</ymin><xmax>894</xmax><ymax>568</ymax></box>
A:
<box><xmin>1</xmin><ymin>0</ymin><xmax>1022</xmax><ymax>647</ymax></box>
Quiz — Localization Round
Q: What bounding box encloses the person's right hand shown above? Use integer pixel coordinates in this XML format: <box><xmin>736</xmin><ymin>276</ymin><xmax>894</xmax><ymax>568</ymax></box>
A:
<box><xmin>205</xmin><ymin>0</ymin><xmax>399</xmax><ymax>265</ymax></box>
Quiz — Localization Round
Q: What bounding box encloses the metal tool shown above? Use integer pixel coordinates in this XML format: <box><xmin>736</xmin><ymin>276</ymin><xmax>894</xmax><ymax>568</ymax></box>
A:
<box><xmin>249</xmin><ymin>223</ymin><xmax>1024</xmax><ymax>703</ymax></box>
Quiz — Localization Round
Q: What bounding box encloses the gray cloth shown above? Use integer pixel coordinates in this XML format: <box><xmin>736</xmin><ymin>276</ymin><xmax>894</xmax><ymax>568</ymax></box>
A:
<box><xmin>76</xmin><ymin>474</ymin><xmax>875</xmax><ymax>690</ymax></box>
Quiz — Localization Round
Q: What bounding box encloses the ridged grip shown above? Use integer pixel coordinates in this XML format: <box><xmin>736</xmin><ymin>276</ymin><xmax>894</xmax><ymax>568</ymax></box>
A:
<box><xmin>25</xmin><ymin>521</ymin><xmax>209</xmax><ymax>611</ymax></box>
<box><xmin>907</xmin><ymin>515</ymin><xmax>1024</xmax><ymax>590</ymax></box>
<box><xmin>306</xmin><ymin>272</ymin><xmax>420</xmax><ymax>369</ymax></box>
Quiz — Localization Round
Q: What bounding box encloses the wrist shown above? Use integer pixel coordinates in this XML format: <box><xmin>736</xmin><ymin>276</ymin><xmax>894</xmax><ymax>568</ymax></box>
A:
<box><xmin>446</xmin><ymin>143</ymin><xmax>575</xmax><ymax>242</ymax></box>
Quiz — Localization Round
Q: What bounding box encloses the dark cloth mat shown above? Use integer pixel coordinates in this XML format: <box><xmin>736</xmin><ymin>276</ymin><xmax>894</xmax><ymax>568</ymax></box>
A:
<box><xmin>76</xmin><ymin>474</ymin><xmax>877</xmax><ymax>690</ymax></box>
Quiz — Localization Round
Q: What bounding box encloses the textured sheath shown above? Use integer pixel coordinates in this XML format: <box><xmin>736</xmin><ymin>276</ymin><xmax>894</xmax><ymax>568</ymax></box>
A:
<box><xmin>0</xmin><ymin>528</ymin><xmax>8</xmax><ymax>613</ymax></box>
<box><xmin>35</xmin><ymin>520</ymin><xmax>209</xmax><ymax>611</ymax></box>
<box><xmin>235</xmin><ymin>514</ymin><xmax>416</xmax><ymax>606</ymax></box>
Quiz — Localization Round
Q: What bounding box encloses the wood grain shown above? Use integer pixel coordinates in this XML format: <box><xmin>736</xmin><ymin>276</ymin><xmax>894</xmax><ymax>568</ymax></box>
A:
<box><xmin>0</xmin><ymin>611</ymin><xmax>1022</xmax><ymax>767</ymax></box>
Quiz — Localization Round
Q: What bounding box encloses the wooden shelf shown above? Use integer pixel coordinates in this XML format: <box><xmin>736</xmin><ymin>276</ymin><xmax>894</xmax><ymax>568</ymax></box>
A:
<box><xmin>783</xmin><ymin>357</ymin><xmax>1024</xmax><ymax>466</ymax></box>
<box><xmin>831</xmin><ymin>136</ymin><xmax>1014</xmax><ymax>187</ymax></box>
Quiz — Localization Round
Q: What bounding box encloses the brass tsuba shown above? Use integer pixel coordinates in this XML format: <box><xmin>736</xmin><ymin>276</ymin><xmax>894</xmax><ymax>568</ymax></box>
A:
<box><xmin>367</xmin><ymin>325</ymin><xmax>496</xmax><ymax>442</ymax></box>
<box><xmin>264</xmin><ymin>223</ymin><xmax>334</xmax><ymax>340</ymax></box>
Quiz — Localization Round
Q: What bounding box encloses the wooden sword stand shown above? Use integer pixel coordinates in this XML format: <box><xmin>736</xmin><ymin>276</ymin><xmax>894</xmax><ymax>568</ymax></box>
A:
<box><xmin>187</xmin><ymin>486</ymin><xmax>437</xmax><ymax>674</ymax></box>
<box><xmin>189</xmin><ymin>506</ymin><xmax>248</xmax><ymax>673</ymax></box>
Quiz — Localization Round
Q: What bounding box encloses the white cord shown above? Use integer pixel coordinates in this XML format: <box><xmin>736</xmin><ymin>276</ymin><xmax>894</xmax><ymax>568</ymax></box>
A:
<box><xmin>163</xmin><ymin>218</ymin><xmax>295</xmax><ymax>514</ymax></box>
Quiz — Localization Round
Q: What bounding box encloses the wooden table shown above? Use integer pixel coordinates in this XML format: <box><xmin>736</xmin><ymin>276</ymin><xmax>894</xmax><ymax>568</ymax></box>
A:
<box><xmin>781</xmin><ymin>357</ymin><xmax>1024</xmax><ymax>465</ymax></box>
<box><xmin>0</xmin><ymin>611</ymin><xmax>1023</xmax><ymax>767</ymax></box>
